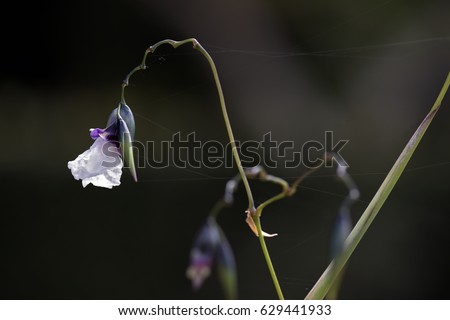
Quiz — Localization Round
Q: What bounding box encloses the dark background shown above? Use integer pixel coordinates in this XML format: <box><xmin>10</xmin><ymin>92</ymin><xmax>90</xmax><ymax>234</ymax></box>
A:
<box><xmin>1</xmin><ymin>0</ymin><xmax>449</xmax><ymax>299</ymax></box>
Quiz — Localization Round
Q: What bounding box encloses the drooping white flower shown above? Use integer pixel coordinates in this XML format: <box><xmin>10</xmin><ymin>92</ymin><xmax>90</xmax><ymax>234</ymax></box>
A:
<box><xmin>68</xmin><ymin>103</ymin><xmax>137</xmax><ymax>188</ymax></box>
<box><xmin>68</xmin><ymin>137</ymin><xmax>123</xmax><ymax>189</ymax></box>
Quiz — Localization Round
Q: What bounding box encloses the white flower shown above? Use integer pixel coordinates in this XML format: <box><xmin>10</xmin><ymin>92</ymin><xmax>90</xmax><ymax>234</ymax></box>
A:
<box><xmin>68</xmin><ymin>137</ymin><xmax>123</xmax><ymax>189</ymax></box>
<box><xmin>68</xmin><ymin>103</ymin><xmax>137</xmax><ymax>188</ymax></box>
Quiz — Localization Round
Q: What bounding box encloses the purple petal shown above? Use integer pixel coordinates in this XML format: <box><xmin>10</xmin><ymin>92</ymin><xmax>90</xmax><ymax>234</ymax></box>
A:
<box><xmin>89</xmin><ymin>128</ymin><xmax>105</xmax><ymax>140</ymax></box>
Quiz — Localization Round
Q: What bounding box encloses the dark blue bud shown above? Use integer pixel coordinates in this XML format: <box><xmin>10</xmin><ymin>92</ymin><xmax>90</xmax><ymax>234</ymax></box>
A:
<box><xmin>106</xmin><ymin>103</ymin><xmax>135</xmax><ymax>140</ymax></box>
<box><xmin>119</xmin><ymin>118</ymin><xmax>137</xmax><ymax>182</ymax></box>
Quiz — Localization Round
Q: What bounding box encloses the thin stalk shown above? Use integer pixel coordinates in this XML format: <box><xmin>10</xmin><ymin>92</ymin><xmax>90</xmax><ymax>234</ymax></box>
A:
<box><xmin>254</xmin><ymin>215</ymin><xmax>284</xmax><ymax>300</ymax></box>
<box><xmin>305</xmin><ymin>72</ymin><xmax>450</xmax><ymax>299</ymax></box>
<box><xmin>252</xmin><ymin>171</ymin><xmax>290</xmax><ymax>300</ymax></box>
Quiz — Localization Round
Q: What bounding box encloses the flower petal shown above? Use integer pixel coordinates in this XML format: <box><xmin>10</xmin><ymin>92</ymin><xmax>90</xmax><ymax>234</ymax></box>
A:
<box><xmin>68</xmin><ymin>138</ymin><xmax>123</xmax><ymax>188</ymax></box>
<box><xmin>89</xmin><ymin>128</ymin><xmax>105</xmax><ymax>139</ymax></box>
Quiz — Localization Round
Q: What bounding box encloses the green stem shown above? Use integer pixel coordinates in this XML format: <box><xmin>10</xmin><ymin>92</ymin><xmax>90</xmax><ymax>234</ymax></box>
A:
<box><xmin>305</xmin><ymin>72</ymin><xmax>450</xmax><ymax>299</ymax></box>
<box><xmin>121</xmin><ymin>38</ymin><xmax>255</xmax><ymax>212</ymax></box>
<box><xmin>258</xmin><ymin>191</ymin><xmax>288</xmax><ymax>212</ymax></box>
<box><xmin>254</xmin><ymin>215</ymin><xmax>284</xmax><ymax>300</ymax></box>
<box><xmin>252</xmin><ymin>173</ymin><xmax>291</xmax><ymax>300</ymax></box>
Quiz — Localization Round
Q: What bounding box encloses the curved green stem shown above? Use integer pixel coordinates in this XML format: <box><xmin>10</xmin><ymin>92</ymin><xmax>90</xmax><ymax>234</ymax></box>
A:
<box><xmin>192</xmin><ymin>40</ymin><xmax>256</xmax><ymax>213</ymax></box>
<box><xmin>121</xmin><ymin>38</ymin><xmax>255</xmax><ymax>213</ymax></box>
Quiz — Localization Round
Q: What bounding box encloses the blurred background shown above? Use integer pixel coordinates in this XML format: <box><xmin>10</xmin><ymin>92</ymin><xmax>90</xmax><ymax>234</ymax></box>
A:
<box><xmin>1</xmin><ymin>0</ymin><xmax>449</xmax><ymax>299</ymax></box>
